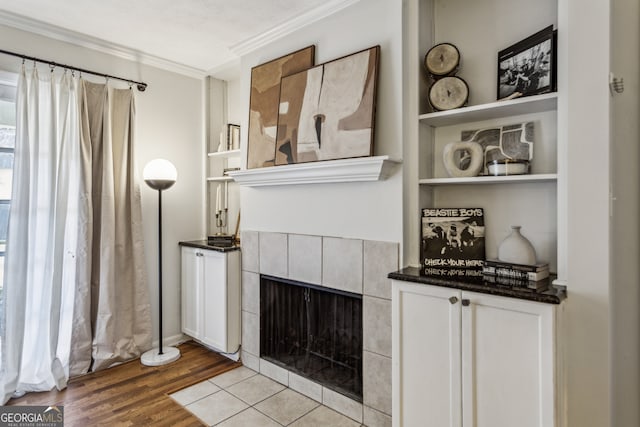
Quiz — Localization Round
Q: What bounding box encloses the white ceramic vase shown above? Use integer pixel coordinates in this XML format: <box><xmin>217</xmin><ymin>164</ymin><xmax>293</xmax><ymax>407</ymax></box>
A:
<box><xmin>498</xmin><ymin>225</ymin><xmax>536</xmax><ymax>265</ymax></box>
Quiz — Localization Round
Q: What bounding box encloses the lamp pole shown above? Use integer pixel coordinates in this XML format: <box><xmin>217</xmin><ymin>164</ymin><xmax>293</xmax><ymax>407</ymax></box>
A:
<box><xmin>140</xmin><ymin>159</ymin><xmax>180</xmax><ymax>366</ymax></box>
<box><xmin>157</xmin><ymin>188</ymin><xmax>164</xmax><ymax>355</ymax></box>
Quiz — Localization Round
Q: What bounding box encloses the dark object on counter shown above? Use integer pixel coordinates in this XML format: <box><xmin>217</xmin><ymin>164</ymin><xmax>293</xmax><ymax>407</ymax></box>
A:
<box><xmin>208</xmin><ymin>234</ymin><xmax>235</xmax><ymax>247</ymax></box>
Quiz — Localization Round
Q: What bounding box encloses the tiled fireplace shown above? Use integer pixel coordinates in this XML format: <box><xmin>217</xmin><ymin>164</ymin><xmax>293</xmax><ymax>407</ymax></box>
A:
<box><xmin>240</xmin><ymin>231</ymin><xmax>398</xmax><ymax>426</ymax></box>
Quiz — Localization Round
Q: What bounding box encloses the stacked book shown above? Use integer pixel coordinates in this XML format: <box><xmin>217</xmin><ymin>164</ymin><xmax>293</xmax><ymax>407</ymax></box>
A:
<box><xmin>482</xmin><ymin>259</ymin><xmax>550</xmax><ymax>290</ymax></box>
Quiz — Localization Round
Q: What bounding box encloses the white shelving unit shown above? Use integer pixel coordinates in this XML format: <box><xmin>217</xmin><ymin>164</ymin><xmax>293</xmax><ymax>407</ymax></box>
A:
<box><xmin>208</xmin><ymin>149</ymin><xmax>241</xmax><ymax>159</ymax></box>
<box><xmin>411</xmin><ymin>0</ymin><xmax>561</xmax><ymax>274</ymax></box>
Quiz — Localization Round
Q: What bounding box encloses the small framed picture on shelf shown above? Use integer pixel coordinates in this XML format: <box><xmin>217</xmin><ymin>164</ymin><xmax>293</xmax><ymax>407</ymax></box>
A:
<box><xmin>497</xmin><ymin>25</ymin><xmax>557</xmax><ymax>100</ymax></box>
<box><xmin>227</xmin><ymin>124</ymin><xmax>240</xmax><ymax>150</ymax></box>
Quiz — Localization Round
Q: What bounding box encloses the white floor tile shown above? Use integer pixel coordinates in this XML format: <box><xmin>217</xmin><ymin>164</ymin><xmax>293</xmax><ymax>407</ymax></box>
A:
<box><xmin>186</xmin><ymin>390</ymin><xmax>248</xmax><ymax>426</ymax></box>
<box><xmin>226</xmin><ymin>374</ymin><xmax>286</xmax><ymax>405</ymax></box>
<box><xmin>209</xmin><ymin>366</ymin><xmax>258</xmax><ymax>389</ymax></box>
<box><xmin>215</xmin><ymin>407</ymin><xmax>282</xmax><ymax>427</ymax></box>
<box><xmin>289</xmin><ymin>405</ymin><xmax>362</xmax><ymax>427</ymax></box>
<box><xmin>254</xmin><ymin>388</ymin><xmax>319</xmax><ymax>425</ymax></box>
<box><xmin>170</xmin><ymin>380</ymin><xmax>220</xmax><ymax>406</ymax></box>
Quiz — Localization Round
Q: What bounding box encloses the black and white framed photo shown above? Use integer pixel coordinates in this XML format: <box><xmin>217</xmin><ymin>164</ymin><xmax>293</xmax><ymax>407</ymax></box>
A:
<box><xmin>227</xmin><ymin>123</ymin><xmax>240</xmax><ymax>150</ymax></box>
<box><xmin>497</xmin><ymin>26</ymin><xmax>557</xmax><ymax>100</ymax></box>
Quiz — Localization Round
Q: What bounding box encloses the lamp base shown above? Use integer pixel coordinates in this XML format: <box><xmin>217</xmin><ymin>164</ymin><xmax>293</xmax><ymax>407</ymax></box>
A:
<box><xmin>140</xmin><ymin>346</ymin><xmax>181</xmax><ymax>366</ymax></box>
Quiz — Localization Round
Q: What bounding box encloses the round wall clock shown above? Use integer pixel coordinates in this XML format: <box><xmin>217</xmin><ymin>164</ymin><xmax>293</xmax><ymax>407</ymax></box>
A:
<box><xmin>429</xmin><ymin>76</ymin><xmax>469</xmax><ymax>111</ymax></box>
<box><xmin>424</xmin><ymin>43</ymin><xmax>460</xmax><ymax>76</ymax></box>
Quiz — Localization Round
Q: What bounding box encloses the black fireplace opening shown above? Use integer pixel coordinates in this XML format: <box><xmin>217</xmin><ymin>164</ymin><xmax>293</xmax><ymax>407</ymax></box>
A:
<box><xmin>260</xmin><ymin>275</ymin><xmax>363</xmax><ymax>402</ymax></box>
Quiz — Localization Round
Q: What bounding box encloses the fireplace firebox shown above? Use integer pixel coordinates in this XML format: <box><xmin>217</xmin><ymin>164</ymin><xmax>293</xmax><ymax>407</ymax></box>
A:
<box><xmin>260</xmin><ymin>275</ymin><xmax>363</xmax><ymax>401</ymax></box>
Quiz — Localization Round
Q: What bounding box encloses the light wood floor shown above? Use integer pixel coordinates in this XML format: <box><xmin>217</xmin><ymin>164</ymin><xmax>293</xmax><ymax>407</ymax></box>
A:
<box><xmin>5</xmin><ymin>341</ymin><xmax>241</xmax><ymax>426</ymax></box>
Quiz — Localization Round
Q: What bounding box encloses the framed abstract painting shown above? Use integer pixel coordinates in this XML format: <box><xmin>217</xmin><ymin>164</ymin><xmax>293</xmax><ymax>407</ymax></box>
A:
<box><xmin>247</xmin><ymin>46</ymin><xmax>315</xmax><ymax>169</ymax></box>
<box><xmin>275</xmin><ymin>46</ymin><xmax>380</xmax><ymax>165</ymax></box>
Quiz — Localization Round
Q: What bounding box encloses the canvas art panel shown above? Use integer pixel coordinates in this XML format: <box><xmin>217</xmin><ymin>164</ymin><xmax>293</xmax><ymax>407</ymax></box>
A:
<box><xmin>247</xmin><ymin>46</ymin><xmax>315</xmax><ymax>169</ymax></box>
<box><xmin>275</xmin><ymin>46</ymin><xmax>380</xmax><ymax>165</ymax></box>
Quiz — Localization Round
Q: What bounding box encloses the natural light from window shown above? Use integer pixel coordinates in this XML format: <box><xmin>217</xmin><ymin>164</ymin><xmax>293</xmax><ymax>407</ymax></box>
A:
<box><xmin>0</xmin><ymin>77</ymin><xmax>16</xmax><ymax>316</ymax></box>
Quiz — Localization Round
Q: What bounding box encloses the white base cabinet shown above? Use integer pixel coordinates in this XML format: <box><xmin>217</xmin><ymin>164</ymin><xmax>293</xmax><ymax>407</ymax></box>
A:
<box><xmin>181</xmin><ymin>245</ymin><xmax>241</xmax><ymax>354</ymax></box>
<box><xmin>392</xmin><ymin>280</ymin><xmax>564</xmax><ymax>427</ymax></box>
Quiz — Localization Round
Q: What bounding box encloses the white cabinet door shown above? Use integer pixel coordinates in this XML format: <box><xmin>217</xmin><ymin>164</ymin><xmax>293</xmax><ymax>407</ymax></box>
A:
<box><xmin>181</xmin><ymin>246</ymin><xmax>241</xmax><ymax>354</ymax></box>
<box><xmin>181</xmin><ymin>247</ymin><xmax>202</xmax><ymax>338</ymax></box>
<box><xmin>201</xmin><ymin>249</ymin><xmax>228</xmax><ymax>350</ymax></box>
<box><xmin>393</xmin><ymin>281</ymin><xmax>462</xmax><ymax>427</ymax></box>
<box><xmin>461</xmin><ymin>292</ymin><xmax>555</xmax><ymax>427</ymax></box>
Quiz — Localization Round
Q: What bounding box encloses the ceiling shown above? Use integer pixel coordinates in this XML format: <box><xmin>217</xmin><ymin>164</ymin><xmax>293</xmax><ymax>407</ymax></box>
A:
<box><xmin>0</xmin><ymin>0</ymin><xmax>349</xmax><ymax>75</ymax></box>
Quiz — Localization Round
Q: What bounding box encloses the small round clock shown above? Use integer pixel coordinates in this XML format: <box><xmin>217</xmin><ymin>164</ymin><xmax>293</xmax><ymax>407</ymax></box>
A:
<box><xmin>428</xmin><ymin>76</ymin><xmax>469</xmax><ymax>111</ymax></box>
<box><xmin>424</xmin><ymin>43</ymin><xmax>460</xmax><ymax>76</ymax></box>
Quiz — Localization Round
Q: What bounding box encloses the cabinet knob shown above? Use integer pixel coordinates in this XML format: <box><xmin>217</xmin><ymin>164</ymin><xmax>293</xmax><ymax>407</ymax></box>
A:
<box><xmin>461</xmin><ymin>299</ymin><xmax>470</xmax><ymax>307</ymax></box>
<box><xmin>449</xmin><ymin>296</ymin><xmax>458</xmax><ymax>304</ymax></box>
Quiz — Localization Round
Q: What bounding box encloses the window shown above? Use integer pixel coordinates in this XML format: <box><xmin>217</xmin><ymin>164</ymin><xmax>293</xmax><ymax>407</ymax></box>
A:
<box><xmin>0</xmin><ymin>78</ymin><xmax>16</xmax><ymax>298</ymax></box>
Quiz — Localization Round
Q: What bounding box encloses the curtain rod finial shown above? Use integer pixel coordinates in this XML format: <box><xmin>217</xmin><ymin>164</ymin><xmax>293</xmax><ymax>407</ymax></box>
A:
<box><xmin>137</xmin><ymin>84</ymin><xmax>147</xmax><ymax>92</ymax></box>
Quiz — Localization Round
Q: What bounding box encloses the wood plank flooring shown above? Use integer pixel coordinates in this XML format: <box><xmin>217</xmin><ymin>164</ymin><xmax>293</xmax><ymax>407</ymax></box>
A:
<box><xmin>5</xmin><ymin>341</ymin><xmax>241</xmax><ymax>426</ymax></box>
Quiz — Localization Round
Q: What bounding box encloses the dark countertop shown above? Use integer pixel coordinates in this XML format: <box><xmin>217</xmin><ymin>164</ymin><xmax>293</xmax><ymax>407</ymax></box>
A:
<box><xmin>179</xmin><ymin>240</ymin><xmax>241</xmax><ymax>253</ymax></box>
<box><xmin>389</xmin><ymin>266</ymin><xmax>567</xmax><ymax>304</ymax></box>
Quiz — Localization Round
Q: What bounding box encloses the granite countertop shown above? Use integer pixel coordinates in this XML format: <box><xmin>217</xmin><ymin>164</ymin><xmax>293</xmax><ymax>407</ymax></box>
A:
<box><xmin>388</xmin><ymin>266</ymin><xmax>567</xmax><ymax>304</ymax></box>
<box><xmin>179</xmin><ymin>240</ymin><xmax>241</xmax><ymax>253</ymax></box>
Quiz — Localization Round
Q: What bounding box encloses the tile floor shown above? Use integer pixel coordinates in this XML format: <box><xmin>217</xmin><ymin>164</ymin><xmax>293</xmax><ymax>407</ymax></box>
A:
<box><xmin>170</xmin><ymin>366</ymin><xmax>362</xmax><ymax>426</ymax></box>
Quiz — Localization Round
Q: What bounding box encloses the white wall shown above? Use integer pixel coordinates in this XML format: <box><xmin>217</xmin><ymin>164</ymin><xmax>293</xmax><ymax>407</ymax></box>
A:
<box><xmin>0</xmin><ymin>24</ymin><xmax>206</xmax><ymax>350</ymax></box>
<box><xmin>238</xmin><ymin>0</ymin><xmax>403</xmax><ymax>246</ymax></box>
<box><xmin>559</xmin><ymin>0</ymin><xmax>612</xmax><ymax>425</ymax></box>
<box><xmin>610</xmin><ymin>0</ymin><xmax>640</xmax><ymax>425</ymax></box>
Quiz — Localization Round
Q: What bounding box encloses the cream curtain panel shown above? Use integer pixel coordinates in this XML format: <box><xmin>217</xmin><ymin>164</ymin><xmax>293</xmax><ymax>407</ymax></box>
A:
<box><xmin>1</xmin><ymin>69</ymin><xmax>151</xmax><ymax>404</ymax></box>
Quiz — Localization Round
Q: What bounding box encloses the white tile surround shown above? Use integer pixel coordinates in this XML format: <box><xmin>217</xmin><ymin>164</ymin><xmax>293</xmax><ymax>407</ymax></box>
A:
<box><xmin>241</xmin><ymin>231</ymin><xmax>398</xmax><ymax>427</ymax></box>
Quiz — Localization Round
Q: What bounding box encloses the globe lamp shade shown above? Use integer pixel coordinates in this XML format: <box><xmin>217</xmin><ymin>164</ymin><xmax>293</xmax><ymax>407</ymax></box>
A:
<box><xmin>143</xmin><ymin>159</ymin><xmax>177</xmax><ymax>190</ymax></box>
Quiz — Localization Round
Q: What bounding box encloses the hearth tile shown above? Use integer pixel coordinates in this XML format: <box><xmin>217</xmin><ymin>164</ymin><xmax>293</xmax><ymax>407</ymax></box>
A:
<box><xmin>259</xmin><ymin>232</ymin><xmax>288</xmax><ymax>277</ymax></box>
<box><xmin>322</xmin><ymin>237</ymin><xmax>363</xmax><ymax>294</ymax></box>
<box><xmin>226</xmin><ymin>374</ymin><xmax>286</xmax><ymax>406</ymax></box>
<box><xmin>209</xmin><ymin>365</ymin><xmax>257</xmax><ymax>389</ymax></box>
<box><xmin>363</xmin><ymin>351</ymin><xmax>392</xmax><ymax>416</ymax></box>
<box><xmin>260</xmin><ymin>359</ymin><xmax>289</xmax><ymax>386</ymax></box>
<box><xmin>170</xmin><ymin>380</ymin><xmax>220</xmax><ymax>406</ymax></box>
<box><xmin>185</xmin><ymin>390</ymin><xmax>248</xmax><ymax>426</ymax></box>
<box><xmin>289</xmin><ymin>405</ymin><xmax>361</xmax><ymax>427</ymax></box>
<box><xmin>241</xmin><ymin>311</ymin><xmax>259</xmax><ymax>355</ymax></box>
<box><xmin>288</xmin><ymin>234</ymin><xmax>322</xmax><ymax>285</ymax></box>
<box><xmin>364</xmin><ymin>405</ymin><xmax>392</xmax><ymax>427</ymax></box>
<box><xmin>255</xmin><ymin>388</ymin><xmax>319</xmax><ymax>425</ymax></box>
<box><xmin>241</xmin><ymin>231</ymin><xmax>259</xmax><ymax>273</ymax></box>
<box><xmin>364</xmin><ymin>240</ymin><xmax>398</xmax><ymax>300</ymax></box>
<box><xmin>216</xmin><ymin>407</ymin><xmax>282</xmax><ymax>427</ymax></box>
<box><xmin>242</xmin><ymin>271</ymin><xmax>259</xmax><ymax>314</ymax></box>
<box><xmin>322</xmin><ymin>387</ymin><xmax>363</xmax><ymax>423</ymax></box>
<box><xmin>363</xmin><ymin>296</ymin><xmax>392</xmax><ymax>357</ymax></box>
<box><xmin>241</xmin><ymin>350</ymin><xmax>260</xmax><ymax>372</ymax></box>
<box><xmin>289</xmin><ymin>372</ymin><xmax>323</xmax><ymax>403</ymax></box>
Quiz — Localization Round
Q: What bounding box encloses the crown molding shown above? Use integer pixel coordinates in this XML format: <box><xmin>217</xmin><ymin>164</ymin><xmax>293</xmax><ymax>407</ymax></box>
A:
<box><xmin>229</xmin><ymin>0</ymin><xmax>361</xmax><ymax>57</ymax></box>
<box><xmin>0</xmin><ymin>10</ymin><xmax>207</xmax><ymax>79</ymax></box>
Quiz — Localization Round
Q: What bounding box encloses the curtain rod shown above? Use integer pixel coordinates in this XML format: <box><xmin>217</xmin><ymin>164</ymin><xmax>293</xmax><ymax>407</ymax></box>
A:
<box><xmin>0</xmin><ymin>48</ymin><xmax>148</xmax><ymax>91</ymax></box>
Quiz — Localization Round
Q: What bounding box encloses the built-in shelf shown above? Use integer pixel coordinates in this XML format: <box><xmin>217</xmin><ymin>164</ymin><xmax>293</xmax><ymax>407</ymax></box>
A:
<box><xmin>419</xmin><ymin>93</ymin><xmax>558</xmax><ymax>127</ymax></box>
<box><xmin>228</xmin><ymin>155</ymin><xmax>399</xmax><ymax>187</ymax></box>
<box><xmin>419</xmin><ymin>173</ymin><xmax>557</xmax><ymax>186</ymax></box>
<box><xmin>208</xmin><ymin>149</ymin><xmax>241</xmax><ymax>159</ymax></box>
<box><xmin>206</xmin><ymin>176</ymin><xmax>234</xmax><ymax>182</ymax></box>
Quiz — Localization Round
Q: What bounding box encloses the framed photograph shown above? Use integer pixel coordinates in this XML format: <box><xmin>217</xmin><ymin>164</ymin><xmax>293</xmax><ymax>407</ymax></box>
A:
<box><xmin>497</xmin><ymin>26</ymin><xmax>557</xmax><ymax>100</ymax></box>
<box><xmin>247</xmin><ymin>45</ymin><xmax>315</xmax><ymax>169</ymax></box>
<box><xmin>227</xmin><ymin>123</ymin><xmax>240</xmax><ymax>150</ymax></box>
<box><xmin>274</xmin><ymin>45</ymin><xmax>380</xmax><ymax>165</ymax></box>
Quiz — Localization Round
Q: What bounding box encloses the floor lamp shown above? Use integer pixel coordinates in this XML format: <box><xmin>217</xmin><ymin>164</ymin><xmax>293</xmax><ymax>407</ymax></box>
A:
<box><xmin>141</xmin><ymin>158</ymin><xmax>181</xmax><ymax>366</ymax></box>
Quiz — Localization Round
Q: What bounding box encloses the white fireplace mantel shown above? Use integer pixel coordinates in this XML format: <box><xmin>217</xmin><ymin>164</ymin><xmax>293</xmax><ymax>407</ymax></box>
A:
<box><xmin>227</xmin><ymin>155</ymin><xmax>400</xmax><ymax>187</ymax></box>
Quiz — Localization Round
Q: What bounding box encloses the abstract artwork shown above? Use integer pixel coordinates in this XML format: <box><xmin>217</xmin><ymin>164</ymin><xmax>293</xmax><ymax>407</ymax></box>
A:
<box><xmin>247</xmin><ymin>46</ymin><xmax>315</xmax><ymax>169</ymax></box>
<box><xmin>460</xmin><ymin>122</ymin><xmax>535</xmax><ymax>174</ymax></box>
<box><xmin>275</xmin><ymin>46</ymin><xmax>380</xmax><ymax>165</ymax></box>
